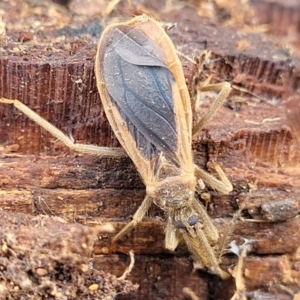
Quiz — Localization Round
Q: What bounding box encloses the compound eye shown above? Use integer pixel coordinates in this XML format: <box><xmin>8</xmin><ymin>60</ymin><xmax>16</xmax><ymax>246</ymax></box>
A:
<box><xmin>187</xmin><ymin>215</ymin><xmax>198</xmax><ymax>226</ymax></box>
<box><xmin>176</xmin><ymin>215</ymin><xmax>199</xmax><ymax>229</ymax></box>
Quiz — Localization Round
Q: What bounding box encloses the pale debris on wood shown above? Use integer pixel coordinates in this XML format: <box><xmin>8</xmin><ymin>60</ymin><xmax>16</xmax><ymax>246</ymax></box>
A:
<box><xmin>118</xmin><ymin>250</ymin><xmax>135</xmax><ymax>281</ymax></box>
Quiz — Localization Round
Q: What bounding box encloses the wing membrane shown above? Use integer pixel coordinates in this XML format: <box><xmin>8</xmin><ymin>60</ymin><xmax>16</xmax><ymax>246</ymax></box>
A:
<box><xmin>103</xmin><ymin>26</ymin><xmax>177</xmax><ymax>159</ymax></box>
<box><xmin>96</xmin><ymin>17</ymin><xmax>194</xmax><ymax>184</ymax></box>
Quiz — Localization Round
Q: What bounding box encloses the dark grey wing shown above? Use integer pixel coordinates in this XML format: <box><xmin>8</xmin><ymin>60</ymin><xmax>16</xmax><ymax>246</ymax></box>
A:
<box><xmin>102</xmin><ymin>26</ymin><xmax>178</xmax><ymax>160</ymax></box>
<box><xmin>112</xmin><ymin>26</ymin><xmax>167</xmax><ymax>67</ymax></box>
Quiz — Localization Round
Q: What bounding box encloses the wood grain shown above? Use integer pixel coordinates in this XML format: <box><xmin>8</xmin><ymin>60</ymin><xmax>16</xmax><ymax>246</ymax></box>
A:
<box><xmin>1</xmin><ymin>0</ymin><xmax>300</xmax><ymax>299</ymax></box>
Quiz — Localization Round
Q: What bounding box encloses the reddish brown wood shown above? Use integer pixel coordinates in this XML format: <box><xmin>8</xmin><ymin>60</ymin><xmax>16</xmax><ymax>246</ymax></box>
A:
<box><xmin>1</xmin><ymin>0</ymin><xmax>300</xmax><ymax>299</ymax></box>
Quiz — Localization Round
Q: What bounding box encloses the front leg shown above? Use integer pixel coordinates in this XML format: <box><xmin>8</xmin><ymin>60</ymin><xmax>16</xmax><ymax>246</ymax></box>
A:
<box><xmin>180</xmin><ymin>219</ymin><xmax>229</xmax><ymax>279</ymax></box>
<box><xmin>112</xmin><ymin>195</ymin><xmax>153</xmax><ymax>244</ymax></box>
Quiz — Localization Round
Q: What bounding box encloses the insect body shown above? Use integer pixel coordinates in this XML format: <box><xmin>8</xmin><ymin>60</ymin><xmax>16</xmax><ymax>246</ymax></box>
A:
<box><xmin>0</xmin><ymin>14</ymin><xmax>232</xmax><ymax>279</ymax></box>
<box><xmin>95</xmin><ymin>15</ymin><xmax>232</xmax><ymax>278</ymax></box>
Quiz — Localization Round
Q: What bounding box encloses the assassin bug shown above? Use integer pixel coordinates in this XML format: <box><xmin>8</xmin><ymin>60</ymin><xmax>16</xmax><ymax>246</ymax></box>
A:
<box><xmin>95</xmin><ymin>15</ymin><xmax>232</xmax><ymax>278</ymax></box>
<box><xmin>0</xmin><ymin>15</ymin><xmax>232</xmax><ymax>278</ymax></box>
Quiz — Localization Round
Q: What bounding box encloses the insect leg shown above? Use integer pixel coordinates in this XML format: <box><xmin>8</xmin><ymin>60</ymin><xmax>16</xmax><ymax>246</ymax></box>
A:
<box><xmin>112</xmin><ymin>195</ymin><xmax>153</xmax><ymax>244</ymax></box>
<box><xmin>190</xmin><ymin>196</ymin><xmax>219</xmax><ymax>244</ymax></box>
<box><xmin>194</xmin><ymin>163</ymin><xmax>233</xmax><ymax>195</ymax></box>
<box><xmin>180</xmin><ymin>222</ymin><xmax>229</xmax><ymax>279</ymax></box>
<box><xmin>0</xmin><ymin>98</ymin><xmax>124</xmax><ymax>157</ymax></box>
<box><xmin>192</xmin><ymin>81</ymin><xmax>232</xmax><ymax>135</ymax></box>
<box><xmin>165</xmin><ymin>215</ymin><xmax>181</xmax><ymax>250</ymax></box>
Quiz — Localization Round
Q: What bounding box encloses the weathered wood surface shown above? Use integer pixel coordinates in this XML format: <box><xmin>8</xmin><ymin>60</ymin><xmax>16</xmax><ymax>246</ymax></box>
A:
<box><xmin>1</xmin><ymin>0</ymin><xmax>300</xmax><ymax>299</ymax></box>
<box><xmin>0</xmin><ymin>209</ymin><xmax>137</xmax><ymax>299</ymax></box>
